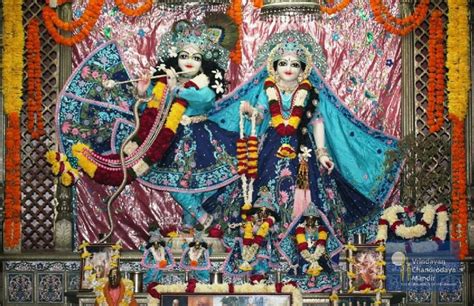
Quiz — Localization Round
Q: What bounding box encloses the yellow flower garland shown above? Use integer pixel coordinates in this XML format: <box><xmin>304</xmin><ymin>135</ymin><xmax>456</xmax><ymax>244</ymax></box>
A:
<box><xmin>447</xmin><ymin>0</ymin><xmax>470</xmax><ymax>259</ymax></box>
<box><xmin>447</xmin><ymin>0</ymin><xmax>470</xmax><ymax>120</ymax></box>
<box><xmin>3</xmin><ymin>0</ymin><xmax>24</xmax><ymax>251</ymax></box>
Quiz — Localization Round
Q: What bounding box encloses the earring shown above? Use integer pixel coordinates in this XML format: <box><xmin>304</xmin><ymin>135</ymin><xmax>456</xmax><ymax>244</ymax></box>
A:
<box><xmin>297</xmin><ymin>75</ymin><xmax>303</xmax><ymax>83</ymax></box>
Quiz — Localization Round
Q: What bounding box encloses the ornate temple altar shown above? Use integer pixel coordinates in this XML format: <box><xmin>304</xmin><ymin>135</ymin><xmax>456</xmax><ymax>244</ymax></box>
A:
<box><xmin>1</xmin><ymin>0</ymin><xmax>473</xmax><ymax>305</ymax></box>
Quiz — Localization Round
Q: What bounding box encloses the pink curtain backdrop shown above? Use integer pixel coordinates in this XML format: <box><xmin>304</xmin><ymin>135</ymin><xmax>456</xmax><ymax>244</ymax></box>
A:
<box><xmin>71</xmin><ymin>0</ymin><xmax>401</xmax><ymax>249</ymax></box>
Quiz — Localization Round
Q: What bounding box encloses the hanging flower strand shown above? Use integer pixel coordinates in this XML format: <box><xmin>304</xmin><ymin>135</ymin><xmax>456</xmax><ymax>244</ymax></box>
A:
<box><xmin>369</xmin><ymin>0</ymin><xmax>430</xmax><ymax>36</ymax></box>
<box><xmin>320</xmin><ymin>0</ymin><xmax>353</xmax><ymax>15</ymax></box>
<box><xmin>42</xmin><ymin>0</ymin><xmax>153</xmax><ymax>46</ymax></box>
<box><xmin>447</xmin><ymin>0</ymin><xmax>470</xmax><ymax>259</ymax></box>
<box><xmin>426</xmin><ymin>10</ymin><xmax>445</xmax><ymax>133</ymax></box>
<box><xmin>26</xmin><ymin>18</ymin><xmax>45</xmax><ymax>139</ymax></box>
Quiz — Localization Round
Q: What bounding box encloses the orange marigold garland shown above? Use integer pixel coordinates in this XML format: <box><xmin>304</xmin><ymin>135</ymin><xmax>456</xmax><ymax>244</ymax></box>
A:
<box><xmin>252</xmin><ymin>0</ymin><xmax>264</xmax><ymax>8</ymax></box>
<box><xmin>4</xmin><ymin>114</ymin><xmax>22</xmax><ymax>250</ymax></box>
<box><xmin>26</xmin><ymin>18</ymin><xmax>45</xmax><ymax>140</ymax></box>
<box><xmin>43</xmin><ymin>0</ymin><xmax>152</xmax><ymax>46</ymax></box>
<box><xmin>227</xmin><ymin>0</ymin><xmax>242</xmax><ymax>64</ymax></box>
<box><xmin>115</xmin><ymin>0</ymin><xmax>153</xmax><ymax>17</ymax></box>
<box><xmin>450</xmin><ymin>116</ymin><xmax>468</xmax><ymax>258</ymax></box>
<box><xmin>43</xmin><ymin>0</ymin><xmax>105</xmax><ymax>46</ymax></box>
<box><xmin>426</xmin><ymin>10</ymin><xmax>445</xmax><ymax>133</ymax></box>
<box><xmin>369</xmin><ymin>0</ymin><xmax>430</xmax><ymax>36</ymax></box>
<box><xmin>320</xmin><ymin>0</ymin><xmax>353</xmax><ymax>15</ymax></box>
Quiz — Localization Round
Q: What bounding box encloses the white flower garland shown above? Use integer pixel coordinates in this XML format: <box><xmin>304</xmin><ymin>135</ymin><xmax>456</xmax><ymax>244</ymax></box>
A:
<box><xmin>376</xmin><ymin>204</ymin><xmax>448</xmax><ymax>242</ymax></box>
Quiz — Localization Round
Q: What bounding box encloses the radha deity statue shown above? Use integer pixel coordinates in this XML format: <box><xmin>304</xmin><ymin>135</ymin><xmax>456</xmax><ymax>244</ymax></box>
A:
<box><xmin>213</xmin><ymin>31</ymin><xmax>400</xmax><ymax>243</ymax></box>
<box><xmin>55</xmin><ymin>14</ymin><xmax>241</xmax><ymax>232</ymax></box>
<box><xmin>277</xmin><ymin>202</ymin><xmax>340</xmax><ymax>292</ymax></box>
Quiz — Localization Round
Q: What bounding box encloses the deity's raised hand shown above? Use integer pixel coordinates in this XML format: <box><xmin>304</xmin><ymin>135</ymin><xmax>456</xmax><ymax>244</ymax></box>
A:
<box><xmin>137</xmin><ymin>73</ymin><xmax>151</xmax><ymax>97</ymax></box>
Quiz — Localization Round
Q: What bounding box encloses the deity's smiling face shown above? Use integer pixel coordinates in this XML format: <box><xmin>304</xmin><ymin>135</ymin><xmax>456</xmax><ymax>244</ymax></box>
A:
<box><xmin>178</xmin><ymin>45</ymin><xmax>202</xmax><ymax>77</ymax></box>
<box><xmin>275</xmin><ymin>54</ymin><xmax>303</xmax><ymax>83</ymax></box>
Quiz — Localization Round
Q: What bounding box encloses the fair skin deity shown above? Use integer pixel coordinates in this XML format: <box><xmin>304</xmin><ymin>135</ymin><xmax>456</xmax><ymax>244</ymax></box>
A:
<box><xmin>243</xmin><ymin>53</ymin><xmax>334</xmax><ymax>173</ymax></box>
<box><xmin>137</xmin><ymin>45</ymin><xmax>203</xmax><ymax>96</ymax></box>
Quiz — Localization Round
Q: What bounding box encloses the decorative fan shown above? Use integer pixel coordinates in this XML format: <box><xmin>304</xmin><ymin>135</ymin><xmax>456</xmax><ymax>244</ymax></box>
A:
<box><xmin>261</xmin><ymin>0</ymin><xmax>323</xmax><ymax>20</ymax></box>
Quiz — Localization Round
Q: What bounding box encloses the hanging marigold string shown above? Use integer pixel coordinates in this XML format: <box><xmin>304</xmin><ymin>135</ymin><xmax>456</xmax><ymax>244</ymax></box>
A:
<box><xmin>426</xmin><ymin>10</ymin><xmax>445</xmax><ymax>133</ymax></box>
<box><xmin>26</xmin><ymin>18</ymin><xmax>45</xmax><ymax>140</ymax></box>
<box><xmin>252</xmin><ymin>0</ymin><xmax>263</xmax><ymax>8</ymax></box>
<box><xmin>43</xmin><ymin>0</ymin><xmax>152</xmax><ymax>46</ymax></box>
<box><xmin>43</xmin><ymin>0</ymin><xmax>105</xmax><ymax>46</ymax></box>
<box><xmin>369</xmin><ymin>0</ymin><xmax>430</xmax><ymax>36</ymax></box>
<box><xmin>227</xmin><ymin>0</ymin><xmax>242</xmax><ymax>64</ymax></box>
<box><xmin>3</xmin><ymin>0</ymin><xmax>24</xmax><ymax>251</ymax></box>
<box><xmin>320</xmin><ymin>0</ymin><xmax>353</xmax><ymax>15</ymax></box>
<box><xmin>115</xmin><ymin>0</ymin><xmax>153</xmax><ymax>17</ymax></box>
<box><xmin>446</xmin><ymin>0</ymin><xmax>470</xmax><ymax>259</ymax></box>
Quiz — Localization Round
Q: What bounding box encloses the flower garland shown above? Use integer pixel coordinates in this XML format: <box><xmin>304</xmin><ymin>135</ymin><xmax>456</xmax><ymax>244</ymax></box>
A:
<box><xmin>3</xmin><ymin>0</ymin><xmax>24</xmax><ymax>251</ymax></box>
<box><xmin>265</xmin><ymin>78</ymin><xmax>310</xmax><ymax>137</ymax></box>
<box><xmin>147</xmin><ymin>282</ymin><xmax>302</xmax><ymax>306</ymax></box>
<box><xmin>72</xmin><ymin>78</ymin><xmax>190</xmax><ymax>186</ymax></box>
<box><xmin>369</xmin><ymin>0</ymin><xmax>430</xmax><ymax>36</ymax></box>
<box><xmin>188</xmin><ymin>246</ymin><xmax>204</xmax><ymax>267</ymax></box>
<box><xmin>42</xmin><ymin>0</ymin><xmax>105</xmax><ymax>46</ymax></box>
<box><xmin>26</xmin><ymin>18</ymin><xmax>45</xmax><ymax>140</ymax></box>
<box><xmin>320</xmin><ymin>0</ymin><xmax>353</xmax><ymax>15</ymax></box>
<box><xmin>427</xmin><ymin>10</ymin><xmax>445</xmax><ymax>133</ymax></box>
<box><xmin>447</xmin><ymin>0</ymin><xmax>470</xmax><ymax>259</ymax></box>
<box><xmin>227</xmin><ymin>0</ymin><xmax>242</xmax><ymax>64</ymax></box>
<box><xmin>264</xmin><ymin>78</ymin><xmax>311</xmax><ymax>159</ymax></box>
<box><xmin>295</xmin><ymin>224</ymin><xmax>328</xmax><ymax>277</ymax></box>
<box><xmin>46</xmin><ymin>151</ymin><xmax>80</xmax><ymax>186</ymax></box>
<box><xmin>252</xmin><ymin>0</ymin><xmax>264</xmax><ymax>8</ymax></box>
<box><xmin>375</xmin><ymin>204</ymin><xmax>448</xmax><ymax>242</ymax></box>
<box><xmin>239</xmin><ymin>215</ymin><xmax>275</xmax><ymax>271</ymax></box>
<box><xmin>115</xmin><ymin>0</ymin><xmax>153</xmax><ymax>17</ymax></box>
<box><xmin>238</xmin><ymin>102</ymin><xmax>259</xmax><ymax>219</ymax></box>
<box><xmin>43</xmin><ymin>0</ymin><xmax>152</xmax><ymax>46</ymax></box>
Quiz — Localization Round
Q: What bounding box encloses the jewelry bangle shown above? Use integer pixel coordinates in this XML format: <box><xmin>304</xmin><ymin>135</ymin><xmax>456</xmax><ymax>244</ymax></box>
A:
<box><xmin>316</xmin><ymin>147</ymin><xmax>330</xmax><ymax>160</ymax></box>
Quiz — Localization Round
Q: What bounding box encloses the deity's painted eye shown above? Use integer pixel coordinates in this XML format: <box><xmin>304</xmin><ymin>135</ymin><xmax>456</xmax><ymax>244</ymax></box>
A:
<box><xmin>277</xmin><ymin>60</ymin><xmax>288</xmax><ymax>67</ymax></box>
<box><xmin>178</xmin><ymin>52</ymin><xmax>189</xmax><ymax>60</ymax></box>
<box><xmin>291</xmin><ymin>62</ymin><xmax>301</xmax><ymax>69</ymax></box>
<box><xmin>192</xmin><ymin>54</ymin><xmax>202</xmax><ymax>62</ymax></box>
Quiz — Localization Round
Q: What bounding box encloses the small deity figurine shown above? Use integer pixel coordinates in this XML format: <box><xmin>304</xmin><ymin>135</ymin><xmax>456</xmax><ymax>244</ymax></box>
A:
<box><xmin>277</xmin><ymin>201</ymin><xmax>340</xmax><ymax>292</ymax></box>
<box><xmin>179</xmin><ymin>231</ymin><xmax>211</xmax><ymax>283</ymax></box>
<box><xmin>141</xmin><ymin>227</ymin><xmax>175</xmax><ymax>287</ymax></box>
<box><xmin>223</xmin><ymin>188</ymin><xmax>280</xmax><ymax>282</ymax></box>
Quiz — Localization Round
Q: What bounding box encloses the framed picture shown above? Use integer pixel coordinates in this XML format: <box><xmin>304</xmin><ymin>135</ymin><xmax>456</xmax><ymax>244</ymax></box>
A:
<box><xmin>160</xmin><ymin>293</ymin><xmax>292</xmax><ymax>306</ymax></box>
<box><xmin>79</xmin><ymin>243</ymin><xmax>118</xmax><ymax>290</ymax></box>
<box><xmin>347</xmin><ymin>244</ymin><xmax>385</xmax><ymax>293</ymax></box>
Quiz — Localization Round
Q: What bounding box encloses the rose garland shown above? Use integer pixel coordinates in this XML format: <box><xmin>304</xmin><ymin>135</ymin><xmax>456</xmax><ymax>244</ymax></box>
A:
<box><xmin>369</xmin><ymin>0</ymin><xmax>430</xmax><ymax>36</ymax></box>
<box><xmin>43</xmin><ymin>0</ymin><xmax>152</xmax><ymax>46</ymax></box>
<box><xmin>26</xmin><ymin>18</ymin><xmax>45</xmax><ymax>140</ymax></box>
<box><xmin>447</xmin><ymin>0</ymin><xmax>470</xmax><ymax>259</ymax></box>
<box><xmin>264</xmin><ymin>77</ymin><xmax>311</xmax><ymax>159</ymax></box>
<box><xmin>375</xmin><ymin>204</ymin><xmax>448</xmax><ymax>242</ymax></box>
<box><xmin>72</xmin><ymin>77</ymin><xmax>194</xmax><ymax>186</ymax></box>
<box><xmin>239</xmin><ymin>215</ymin><xmax>276</xmax><ymax>271</ymax></box>
<box><xmin>295</xmin><ymin>224</ymin><xmax>328</xmax><ymax>277</ymax></box>
<box><xmin>427</xmin><ymin>10</ymin><xmax>445</xmax><ymax>133</ymax></box>
<box><xmin>3</xmin><ymin>0</ymin><xmax>24</xmax><ymax>251</ymax></box>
